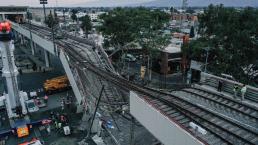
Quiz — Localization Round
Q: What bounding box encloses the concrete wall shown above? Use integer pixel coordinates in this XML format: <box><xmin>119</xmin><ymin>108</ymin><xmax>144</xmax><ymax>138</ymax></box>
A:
<box><xmin>130</xmin><ymin>91</ymin><xmax>205</xmax><ymax>145</ymax></box>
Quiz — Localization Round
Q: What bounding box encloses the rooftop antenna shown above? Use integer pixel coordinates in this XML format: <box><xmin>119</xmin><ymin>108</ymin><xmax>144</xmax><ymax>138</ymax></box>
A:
<box><xmin>182</xmin><ymin>0</ymin><xmax>188</xmax><ymax>11</ymax></box>
<box><xmin>55</xmin><ymin>0</ymin><xmax>59</xmax><ymax>7</ymax></box>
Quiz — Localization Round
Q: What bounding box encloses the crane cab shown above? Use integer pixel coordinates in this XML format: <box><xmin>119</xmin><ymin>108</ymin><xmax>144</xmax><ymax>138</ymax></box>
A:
<box><xmin>0</xmin><ymin>21</ymin><xmax>12</xmax><ymax>41</ymax></box>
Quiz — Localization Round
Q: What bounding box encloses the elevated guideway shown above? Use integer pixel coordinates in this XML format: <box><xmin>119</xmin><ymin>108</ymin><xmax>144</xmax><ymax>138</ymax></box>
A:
<box><xmin>10</xmin><ymin>21</ymin><xmax>83</xmax><ymax>105</ymax></box>
<box><xmin>10</xmin><ymin>21</ymin><xmax>123</xmax><ymax>114</ymax></box>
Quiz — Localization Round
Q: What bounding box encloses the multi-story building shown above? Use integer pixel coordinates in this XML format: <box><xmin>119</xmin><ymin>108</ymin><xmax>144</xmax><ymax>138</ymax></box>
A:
<box><xmin>88</xmin><ymin>12</ymin><xmax>106</xmax><ymax>21</ymax></box>
<box><xmin>171</xmin><ymin>13</ymin><xmax>197</xmax><ymax>21</ymax></box>
<box><xmin>0</xmin><ymin>6</ymin><xmax>27</xmax><ymax>23</ymax></box>
<box><xmin>29</xmin><ymin>8</ymin><xmax>54</xmax><ymax>23</ymax></box>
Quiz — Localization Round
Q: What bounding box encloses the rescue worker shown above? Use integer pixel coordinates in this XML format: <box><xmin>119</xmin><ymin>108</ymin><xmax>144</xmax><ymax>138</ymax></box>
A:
<box><xmin>60</xmin><ymin>115</ymin><xmax>66</xmax><ymax>123</ymax></box>
<box><xmin>61</xmin><ymin>100</ymin><xmax>64</xmax><ymax>111</ymax></box>
<box><xmin>241</xmin><ymin>84</ymin><xmax>247</xmax><ymax>101</ymax></box>
<box><xmin>54</xmin><ymin>120</ymin><xmax>58</xmax><ymax>130</ymax></box>
<box><xmin>217</xmin><ymin>80</ymin><xmax>223</xmax><ymax>92</ymax></box>
<box><xmin>44</xmin><ymin>95</ymin><xmax>48</xmax><ymax>104</ymax></box>
<box><xmin>46</xmin><ymin>124</ymin><xmax>51</xmax><ymax>136</ymax></box>
<box><xmin>233</xmin><ymin>84</ymin><xmax>239</xmax><ymax>99</ymax></box>
<box><xmin>58</xmin><ymin>122</ymin><xmax>62</xmax><ymax>129</ymax></box>
<box><xmin>61</xmin><ymin>97</ymin><xmax>65</xmax><ymax>110</ymax></box>
<box><xmin>50</xmin><ymin>111</ymin><xmax>54</xmax><ymax>119</ymax></box>
<box><xmin>35</xmin><ymin>97</ymin><xmax>40</xmax><ymax>106</ymax></box>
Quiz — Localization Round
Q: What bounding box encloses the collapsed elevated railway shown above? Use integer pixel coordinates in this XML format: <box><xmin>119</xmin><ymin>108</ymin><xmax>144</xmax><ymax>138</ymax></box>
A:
<box><xmin>15</xmin><ymin>22</ymin><xmax>258</xmax><ymax>145</ymax></box>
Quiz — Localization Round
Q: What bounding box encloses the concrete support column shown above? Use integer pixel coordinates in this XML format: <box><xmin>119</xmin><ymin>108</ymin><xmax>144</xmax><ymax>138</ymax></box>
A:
<box><xmin>32</xmin><ymin>42</ymin><xmax>37</xmax><ymax>55</ymax></box>
<box><xmin>2</xmin><ymin>14</ymin><xmax>5</xmax><ymax>20</ymax></box>
<box><xmin>20</xmin><ymin>35</ymin><xmax>24</xmax><ymax>45</ymax></box>
<box><xmin>44</xmin><ymin>49</ymin><xmax>50</xmax><ymax>67</ymax></box>
<box><xmin>12</xmin><ymin>30</ymin><xmax>17</xmax><ymax>39</ymax></box>
<box><xmin>23</xmin><ymin>14</ymin><xmax>26</xmax><ymax>21</ymax></box>
<box><xmin>15</xmin><ymin>31</ymin><xmax>18</xmax><ymax>39</ymax></box>
<box><xmin>30</xmin><ymin>41</ymin><xmax>35</xmax><ymax>55</ymax></box>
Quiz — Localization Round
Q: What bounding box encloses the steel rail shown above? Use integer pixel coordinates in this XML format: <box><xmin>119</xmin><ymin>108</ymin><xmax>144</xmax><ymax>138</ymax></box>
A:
<box><xmin>181</xmin><ymin>88</ymin><xmax>258</xmax><ymax>121</ymax></box>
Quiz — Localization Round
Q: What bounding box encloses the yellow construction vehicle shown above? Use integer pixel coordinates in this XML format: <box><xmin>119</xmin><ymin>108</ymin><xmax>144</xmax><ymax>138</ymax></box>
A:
<box><xmin>44</xmin><ymin>75</ymin><xmax>70</xmax><ymax>94</ymax></box>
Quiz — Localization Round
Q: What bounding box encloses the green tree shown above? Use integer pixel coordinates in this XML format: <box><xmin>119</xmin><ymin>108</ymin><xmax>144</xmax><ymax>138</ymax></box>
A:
<box><xmin>98</xmin><ymin>8</ymin><xmax>135</xmax><ymax>48</ymax></box>
<box><xmin>170</xmin><ymin>7</ymin><xmax>178</xmax><ymax>14</ymax></box>
<box><xmin>192</xmin><ymin>5</ymin><xmax>258</xmax><ymax>83</ymax></box>
<box><xmin>98</xmin><ymin>7</ymin><xmax>170</xmax><ymax>78</ymax></box>
<box><xmin>189</xmin><ymin>26</ymin><xmax>195</xmax><ymax>38</ymax></box>
<box><xmin>186</xmin><ymin>8</ymin><xmax>195</xmax><ymax>14</ymax></box>
<box><xmin>98</xmin><ymin>7</ymin><xmax>170</xmax><ymax>55</ymax></box>
<box><xmin>45</xmin><ymin>10</ymin><xmax>58</xmax><ymax>28</ymax></box>
<box><xmin>80</xmin><ymin>15</ymin><xmax>92</xmax><ymax>38</ymax></box>
<box><xmin>71</xmin><ymin>9</ymin><xmax>78</xmax><ymax>22</ymax></box>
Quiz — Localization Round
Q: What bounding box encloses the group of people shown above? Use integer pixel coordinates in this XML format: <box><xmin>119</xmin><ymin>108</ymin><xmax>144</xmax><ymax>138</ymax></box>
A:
<box><xmin>217</xmin><ymin>80</ymin><xmax>247</xmax><ymax>101</ymax></box>
<box><xmin>34</xmin><ymin>95</ymin><xmax>48</xmax><ymax>106</ymax></box>
<box><xmin>50</xmin><ymin>111</ymin><xmax>69</xmax><ymax>132</ymax></box>
<box><xmin>60</xmin><ymin>95</ymin><xmax>72</xmax><ymax>111</ymax></box>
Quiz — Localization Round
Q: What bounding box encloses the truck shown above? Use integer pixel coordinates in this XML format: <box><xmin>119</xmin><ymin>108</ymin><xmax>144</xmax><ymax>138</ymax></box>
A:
<box><xmin>43</xmin><ymin>75</ymin><xmax>70</xmax><ymax>94</ymax></box>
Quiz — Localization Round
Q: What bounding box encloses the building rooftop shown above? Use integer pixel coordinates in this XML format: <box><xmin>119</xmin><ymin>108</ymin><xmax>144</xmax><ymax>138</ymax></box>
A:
<box><xmin>163</xmin><ymin>44</ymin><xmax>181</xmax><ymax>54</ymax></box>
<box><xmin>0</xmin><ymin>6</ymin><xmax>28</xmax><ymax>12</ymax></box>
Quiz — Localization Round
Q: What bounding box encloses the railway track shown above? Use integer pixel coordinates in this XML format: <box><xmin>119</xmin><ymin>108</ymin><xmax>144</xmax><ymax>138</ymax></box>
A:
<box><xmin>60</xmin><ymin>39</ymin><xmax>125</xmax><ymax>105</ymax></box>
<box><xmin>20</xmin><ymin>24</ymin><xmax>258</xmax><ymax>145</ymax></box>
<box><xmin>176</xmin><ymin>87</ymin><xmax>258</xmax><ymax>128</ymax></box>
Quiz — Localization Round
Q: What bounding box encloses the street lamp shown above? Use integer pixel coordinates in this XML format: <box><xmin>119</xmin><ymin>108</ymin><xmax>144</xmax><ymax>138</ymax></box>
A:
<box><xmin>203</xmin><ymin>47</ymin><xmax>210</xmax><ymax>73</ymax></box>
<box><xmin>39</xmin><ymin>0</ymin><xmax>47</xmax><ymax>23</ymax></box>
<box><xmin>26</xmin><ymin>10</ymin><xmax>35</xmax><ymax>55</ymax></box>
<box><xmin>50</xmin><ymin>10</ymin><xmax>57</xmax><ymax>55</ymax></box>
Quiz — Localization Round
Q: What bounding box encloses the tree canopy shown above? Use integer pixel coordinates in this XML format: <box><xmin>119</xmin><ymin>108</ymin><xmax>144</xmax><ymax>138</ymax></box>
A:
<box><xmin>79</xmin><ymin>15</ymin><xmax>92</xmax><ymax>38</ymax></box>
<box><xmin>187</xmin><ymin>4</ymin><xmax>258</xmax><ymax>83</ymax></box>
<box><xmin>189</xmin><ymin>26</ymin><xmax>195</xmax><ymax>38</ymax></box>
<box><xmin>170</xmin><ymin>7</ymin><xmax>178</xmax><ymax>14</ymax></box>
<box><xmin>98</xmin><ymin>7</ymin><xmax>170</xmax><ymax>57</ymax></box>
<box><xmin>45</xmin><ymin>10</ymin><xmax>58</xmax><ymax>28</ymax></box>
<box><xmin>71</xmin><ymin>9</ymin><xmax>78</xmax><ymax>22</ymax></box>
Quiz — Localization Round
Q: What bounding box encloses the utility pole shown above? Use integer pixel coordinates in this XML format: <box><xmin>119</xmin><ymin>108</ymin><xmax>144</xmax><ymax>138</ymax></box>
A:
<box><xmin>86</xmin><ymin>85</ymin><xmax>105</xmax><ymax>139</ymax></box>
<box><xmin>63</xmin><ymin>9</ymin><xmax>66</xmax><ymax>30</ymax></box>
<box><xmin>39</xmin><ymin>0</ymin><xmax>48</xmax><ymax>23</ymax></box>
<box><xmin>27</xmin><ymin>10</ymin><xmax>34</xmax><ymax>55</ymax></box>
<box><xmin>147</xmin><ymin>55</ymin><xmax>152</xmax><ymax>84</ymax></box>
<box><xmin>129</xmin><ymin>117</ymin><xmax>135</xmax><ymax>145</ymax></box>
<box><xmin>180</xmin><ymin>0</ymin><xmax>188</xmax><ymax>29</ymax></box>
<box><xmin>51</xmin><ymin>10</ymin><xmax>57</xmax><ymax>55</ymax></box>
<box><xmin>204</xmin><ymin>47</ymin><xmax>210</xmax><ymax>73</ymax></box>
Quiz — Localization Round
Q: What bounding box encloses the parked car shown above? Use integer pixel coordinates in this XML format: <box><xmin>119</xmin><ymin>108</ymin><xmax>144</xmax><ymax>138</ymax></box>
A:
<box><xmin>121</xmin><ymin>54</ymin><xmax>136</xmax><ymax>62</ymax></box>
<box><xmin>26</xmin><ymin>100</ymin><xmax>39</xmax><ymax>113</ymax></box>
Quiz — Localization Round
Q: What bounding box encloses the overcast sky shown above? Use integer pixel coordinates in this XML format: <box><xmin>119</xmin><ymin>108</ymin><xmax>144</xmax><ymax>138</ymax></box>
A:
<box><xmin>1</xmin><ymin>0</ymin><xmax>257</xmax><ymax>7</ymax></box>
<box><xmin>0</xmin><ymin>0</ymin><xmax>152</xmax><ymax>7</ymax></box>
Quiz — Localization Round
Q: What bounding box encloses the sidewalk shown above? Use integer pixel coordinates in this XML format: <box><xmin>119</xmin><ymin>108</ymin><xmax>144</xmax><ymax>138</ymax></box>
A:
<box><xmin>195</xmin><ymin>84</ymin><xmax>258</xmax><ymax>109</ymax></box>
